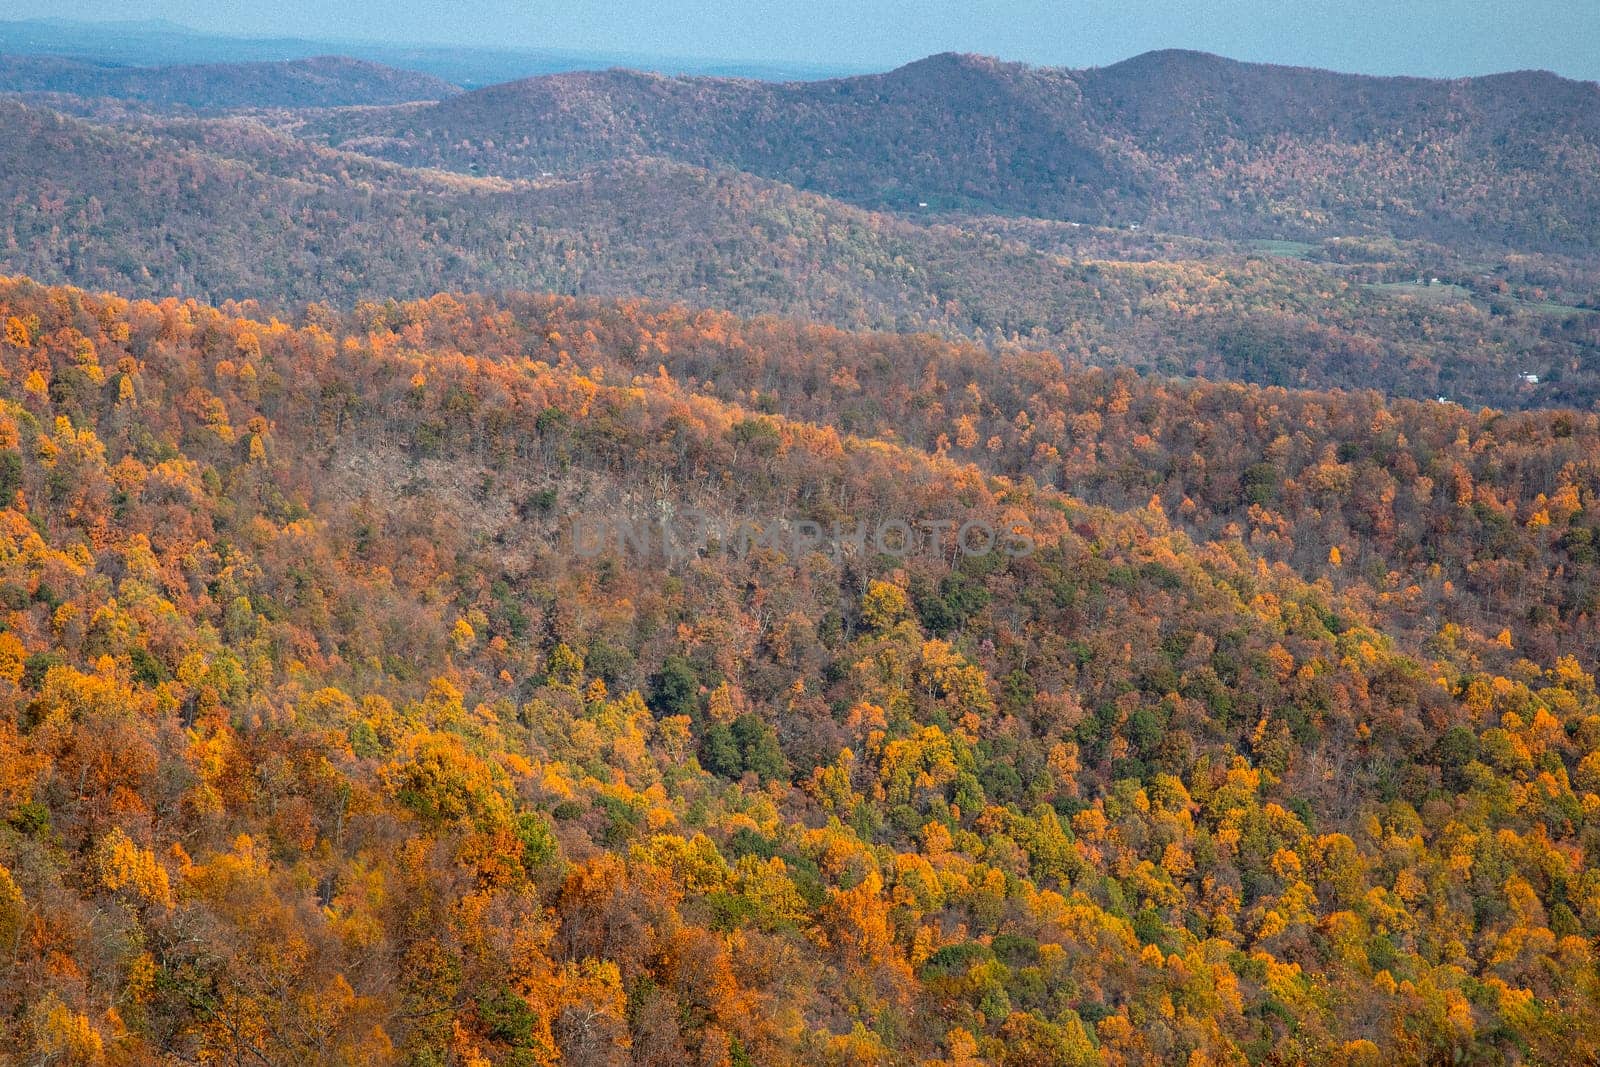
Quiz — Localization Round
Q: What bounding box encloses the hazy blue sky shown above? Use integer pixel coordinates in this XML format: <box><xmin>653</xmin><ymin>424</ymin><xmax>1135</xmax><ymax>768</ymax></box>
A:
<box><xmin>13</xmin><ymin>1</ymin><xmax>1600</xmax><ymax>78</ymax></box>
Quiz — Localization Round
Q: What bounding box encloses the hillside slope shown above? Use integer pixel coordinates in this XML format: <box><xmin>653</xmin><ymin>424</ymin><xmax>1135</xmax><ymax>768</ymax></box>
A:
<box><xmin>2</xmin><ymin>99</ymin><xmax>1596</xmax><ymax>410</ymax></box>
<box><xmin>307</xmin><ymin>50</ymin><xmax>1600</xmax><ymax>250</ymax></box>
<box><xmin>0</xmin><ymin>277</ymin><xmax>1597</xmax><ymax>1063</ymax></box>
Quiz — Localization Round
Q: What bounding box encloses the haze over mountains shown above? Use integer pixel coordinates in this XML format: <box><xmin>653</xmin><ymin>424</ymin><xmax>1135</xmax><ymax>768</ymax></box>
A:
<box><xmin>0</xmin><ymin>17</ymin><xmax>864</xmax><ymax>86</ymax></box>
<box><xmin>0</xmin><ymin>53</ymin><xmax>459</xmax><ymax>109</ymax></box>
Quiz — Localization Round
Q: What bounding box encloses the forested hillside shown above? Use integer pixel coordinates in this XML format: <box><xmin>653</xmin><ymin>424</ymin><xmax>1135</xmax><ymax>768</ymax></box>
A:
<box><xmin>0</xmin><ymin>278</ymin><xmax>1598</xmax><ymax>1064</ymax></box>
<box><xmin>306</xmin><ymin>50</ymin><xmax>1600</xmax><ymax>251</ymax></box>
<box><xmin>2</xmin><ymin>99</ymin><xmax>1596</xmax><ymax>410</ymax></box>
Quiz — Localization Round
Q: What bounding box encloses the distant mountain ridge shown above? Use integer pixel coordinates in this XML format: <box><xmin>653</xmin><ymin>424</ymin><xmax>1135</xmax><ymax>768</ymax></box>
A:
<box><xmin>307</xmin><ymin>49</ymin><xmax>1600</xmax><ymax>250</ymax></box>
<box><xmin>0</xmin><ymin>18</ymin><xmax>866</xmax><ymax>86</ymax></box>
<box><xmin>0</xmin><ymin>53</ymin><xmax>460</xmax><ymax>109</ymax></box>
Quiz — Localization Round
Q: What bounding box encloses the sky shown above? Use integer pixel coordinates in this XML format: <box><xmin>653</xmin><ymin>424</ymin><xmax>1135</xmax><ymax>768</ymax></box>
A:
<box><xmin>10</xmin><ymin>0</ymin><xmax>1600</xmax><ymax>79</ymax></box>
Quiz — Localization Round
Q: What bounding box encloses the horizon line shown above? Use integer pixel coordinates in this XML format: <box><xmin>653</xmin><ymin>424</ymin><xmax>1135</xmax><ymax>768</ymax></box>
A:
<box><xmin>2</xmin><ymin>15</ymin><xmax>1595</xmax><ymax>87</ymax></box>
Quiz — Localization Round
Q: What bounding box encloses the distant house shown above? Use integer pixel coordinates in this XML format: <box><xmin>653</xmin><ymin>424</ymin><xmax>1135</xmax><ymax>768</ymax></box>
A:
<box><xmin>1521</xmin><ymin>372</ymin><xmax>1540</xmax><ymax>384</ymax></box>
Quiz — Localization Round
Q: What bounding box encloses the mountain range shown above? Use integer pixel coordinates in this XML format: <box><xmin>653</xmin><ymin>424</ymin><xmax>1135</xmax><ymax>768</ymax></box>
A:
<box><xmin>308</xmin><ymin>50</ymin><xmax>1600</xmax><ymax>250</ymax></box>
<box><xmin>3</xmin><ymin>32</ymin><xmax>1600</xmax><ymax>1067</ymax></box>
<box><xmin>3</xmin><ymin>49</ymin><xmax>1597</xmax><ymax>410</ymax></box>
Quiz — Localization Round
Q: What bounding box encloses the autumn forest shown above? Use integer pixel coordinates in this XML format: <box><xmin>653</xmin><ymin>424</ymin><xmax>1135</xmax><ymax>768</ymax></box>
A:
<box><xmin>0</xmin><ymin>26</ymin><xmax>1598</xmax><ymax>1067</ymax></box>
